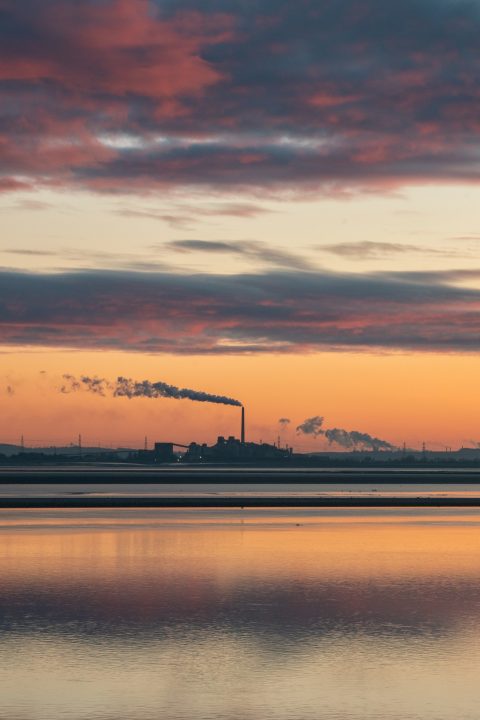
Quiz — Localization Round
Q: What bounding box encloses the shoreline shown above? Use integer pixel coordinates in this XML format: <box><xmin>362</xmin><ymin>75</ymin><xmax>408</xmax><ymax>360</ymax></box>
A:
<box><xmin>2</xmin><ymin>496</ymin><xmax>480</xmax><ymax>508</ymax></box>
<box><xmin>1</xmin><ymin>468</ymin><xmax>480</xmax><ymax>484</ymax></box>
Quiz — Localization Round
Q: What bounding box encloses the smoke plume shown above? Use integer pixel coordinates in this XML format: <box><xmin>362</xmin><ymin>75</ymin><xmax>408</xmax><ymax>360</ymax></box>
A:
<box><xmin>61</xmin><ymin>374</ymin><xmax>242</xmax><ymax>407</ymax></box>
<box><xmin>325</xmin><ymin>428</ymin><xmax>396</xmax><ymax>451</ymax></box>
<box><xmin>295</xmin><ymin>414</ymin><xmax>396</xmax><ymax>450</ymax></box>
<box><xmin>296</xmin><ymin>416</ymin><xmax>324</xmax><ymax>437</ymax></box>
<box><xmin>61</xmin><ymin>374</ymin><xmax>110</xmax><ymax>395</ymax></box>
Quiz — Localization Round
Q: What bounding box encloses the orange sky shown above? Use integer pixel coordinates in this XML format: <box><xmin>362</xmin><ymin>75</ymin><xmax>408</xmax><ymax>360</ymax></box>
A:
<box><xmin>0</xmin><ymin>348</ymin><xmax>478</xmax><ymax>450</ymax></box>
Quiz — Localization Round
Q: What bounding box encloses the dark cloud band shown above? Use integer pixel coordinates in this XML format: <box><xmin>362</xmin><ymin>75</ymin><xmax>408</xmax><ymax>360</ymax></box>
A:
<box><xmin>1</xmin><ymin>268</ymin><xmax>479</xmax><ymax>353</ymax></box>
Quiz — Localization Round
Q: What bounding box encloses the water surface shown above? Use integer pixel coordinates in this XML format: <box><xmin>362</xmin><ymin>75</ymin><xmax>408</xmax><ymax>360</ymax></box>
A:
<box><xmin>1</xmin><ymin>508</ymin><xmax>479</xmax><ymax>719</ymax></box>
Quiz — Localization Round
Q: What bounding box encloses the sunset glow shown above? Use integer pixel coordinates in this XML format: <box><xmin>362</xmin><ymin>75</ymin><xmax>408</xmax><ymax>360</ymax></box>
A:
<box><xmin>1</xmin><ymin>0</ymin><xmax>480</xmax><ymax>451</ymax></box>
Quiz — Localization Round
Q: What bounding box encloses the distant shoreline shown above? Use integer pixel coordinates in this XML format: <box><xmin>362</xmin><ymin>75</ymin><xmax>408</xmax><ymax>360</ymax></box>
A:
<box><xmin>2</xmin><ymin>496</ymin><xmax>480</xmax><ymax>508</ymax></box>
<box><xmin>1</xmin><ymin>467</ymin><xmax>480</xmax><ymax>484</ymax></box>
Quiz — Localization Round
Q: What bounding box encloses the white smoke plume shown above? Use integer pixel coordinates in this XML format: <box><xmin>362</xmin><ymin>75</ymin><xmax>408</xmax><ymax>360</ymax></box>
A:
<box><xmin>295</xmin><ymin>415</ymin><xmax>397</xmax><ymax>450</ymax></box>
<box><xmin>325</xmin><ymin>428</ymin><xmax>396</xmax><ymax>451</ymax></box>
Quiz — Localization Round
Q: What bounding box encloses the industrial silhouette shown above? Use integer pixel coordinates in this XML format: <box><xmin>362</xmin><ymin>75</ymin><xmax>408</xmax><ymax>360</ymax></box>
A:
<box><xmin>152</xmin><ymin>406</ymin><xmax>291</xmax><ymax>463</ymax></box>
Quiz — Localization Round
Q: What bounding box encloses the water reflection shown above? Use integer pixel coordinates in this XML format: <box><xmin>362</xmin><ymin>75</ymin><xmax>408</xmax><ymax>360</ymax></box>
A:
<box><xmin>1</xmin><ymin>510</ymin><xmax>480</xmax><ymax>719</ymax></box>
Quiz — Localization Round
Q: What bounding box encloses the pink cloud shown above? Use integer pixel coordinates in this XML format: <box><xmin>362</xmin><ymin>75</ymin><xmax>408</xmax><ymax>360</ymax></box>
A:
<box><xmin>2</xmin><ymin>0</ymin><xmax>480</xmax><ymax>194</ymax></box>
<box><xmin>0</xmin><ymin>268</ymin><xmax>480</xmax><ymax>354</ymax></box>
<box><xmin>0</xmin><ymin>1</ymin><xmax>229</xmax><ymax>104</ymax></box>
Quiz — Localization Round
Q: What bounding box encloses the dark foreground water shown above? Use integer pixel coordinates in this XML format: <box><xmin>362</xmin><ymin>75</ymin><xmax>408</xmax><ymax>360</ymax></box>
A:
<box><xmin>2</xmin><ymin>507</ymin><xmax>480</xmax><ymax>719</ymax></box>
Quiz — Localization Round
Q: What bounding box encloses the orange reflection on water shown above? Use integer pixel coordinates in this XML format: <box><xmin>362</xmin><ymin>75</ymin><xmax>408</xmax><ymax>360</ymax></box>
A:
<box><xmin>1</xmin><ymin>508</ymin><xmax>480</xmax><ymax>583</ymax></box>
<box><xmin>2</xmin><ymin>509</ymin><xmax>480</xmax><ymax>720</ymax></box>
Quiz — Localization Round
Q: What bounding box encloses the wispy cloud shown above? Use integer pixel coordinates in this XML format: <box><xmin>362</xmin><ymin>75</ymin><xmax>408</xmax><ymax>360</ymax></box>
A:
<box><xmin>117</xmin><ymin>202</ymin><xmax>272</xmax><ymax>228</ymax></box>
<box><xmin>166</xmin><ymin>239</ymin><xmax>314</xmax><ymax>270</ymax></box>
<box><xmin>3</xmin><ymin>249</ymin><xmax>58</xmax><ymax>257</ymax></box>
<box><xmin>319</xmin><ymin>241</ymin><xmax>463</xmax><ymax>260</ymax></box>
<box><xmin>0</xmin><ymin>247</ymin><xmax>173</xmax><ymax>271</ymax></box>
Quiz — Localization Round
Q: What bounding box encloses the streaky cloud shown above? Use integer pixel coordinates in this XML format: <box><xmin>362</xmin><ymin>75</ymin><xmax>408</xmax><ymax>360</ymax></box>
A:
<box><xmin>167</xmin><ymin>239</ymin><xmax>315</xmax><ymax>270</ymax></box>
<box><xmin>319</xmin><ymin>242</ymin><xmax>459</xmax><ymax>260</ymax></box>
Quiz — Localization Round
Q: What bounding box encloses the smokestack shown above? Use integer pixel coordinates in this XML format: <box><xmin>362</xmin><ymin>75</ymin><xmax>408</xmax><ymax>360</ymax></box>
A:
<box><xmin>241</xmin><ymin>406</ymin><xmax>245</xmax><ymax>444</ymax></box>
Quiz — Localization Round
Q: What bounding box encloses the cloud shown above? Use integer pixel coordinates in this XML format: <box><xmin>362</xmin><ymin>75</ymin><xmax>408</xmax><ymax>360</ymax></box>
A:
<box><xmin>170</xmin><ymin>240</ymin><xmax>240</xmax><ymax>253</ymax></box>
<box><xmin>319</xmin><ymin>242</ymin><xmax>459</xmax><ymax>260</ymax></box>
<box><xmin>0</xmin><ymin>267</ymin><xmax>480</xmax><ymax>353</ymax></box>
<box><xmin>0</xmin><ymin>1</ymin><xmax>229</xmax><ymax>101</ymax></box>
<box><xmin>296</xmin><ymin>417</ymin><xmax>325</xmax><ymax>437</ymax></box>
<box><xmin>8</xmin><ymin>199</ymin><xmax>52</xmax><ymax>212</ymax></box>
<box><xmin>167</xmin><ymin>239</ymin><xmax>314</xmax><ymax>270</ymax></box>
<box><xmin>0</xmin><ymin>247</ymin><xmax>172</xmax><ymax>271</ymax></box>
<box><xmin>450</xmin><ymin>236</ymin><xmax>480</xmax><ymax>242</ymax></box>
<box><xmin>3</xmin><ymin>0</ymin><xmax>480</xmax><ymax>194</ymax></box>
<box><xmin>116</xmin><ymin>209</ymin><xmax>196</xmax><ymax>229</ymax></box>
<box><xmin>3</xmin><ymin>249</ymin><xmax>58</xmax><ymax>257</ymax></box>
<box><xmin>118</xmin><ymin>202</ymin><xmax>269</xmax><ymax>228</ymax></box>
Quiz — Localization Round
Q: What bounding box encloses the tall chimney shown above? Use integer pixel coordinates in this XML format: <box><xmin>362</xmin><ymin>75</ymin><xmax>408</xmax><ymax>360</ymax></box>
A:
<box><xmin>241</xmin><ymin>406</ymin><xmax>245</xmax><ymax>444</ymax></box>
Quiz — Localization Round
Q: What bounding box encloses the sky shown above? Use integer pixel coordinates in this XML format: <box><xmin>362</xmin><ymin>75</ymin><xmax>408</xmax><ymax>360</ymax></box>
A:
<box><xmin>1</xmin><ymin>0</ymin><xmax>480</xmax><ymax>450</ymax></box>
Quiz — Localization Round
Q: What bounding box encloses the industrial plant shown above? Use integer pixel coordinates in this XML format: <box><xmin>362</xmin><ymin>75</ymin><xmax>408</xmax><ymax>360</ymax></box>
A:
<box><xmin>4</xmin><ymin>403</ymin><xmax>480</xmax><ymax>468</ymax></box>
<box><xmin>146</xmin><ymin>406</ymin><xmax>292</xmax><ymax>464</ymax></box>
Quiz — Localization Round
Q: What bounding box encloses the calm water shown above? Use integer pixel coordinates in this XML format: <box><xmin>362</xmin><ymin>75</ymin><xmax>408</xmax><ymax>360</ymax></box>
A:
<box><xmin>1</xmin><ymin>507</ymin><xmax>480</xmax><ymax>719</ymax></box>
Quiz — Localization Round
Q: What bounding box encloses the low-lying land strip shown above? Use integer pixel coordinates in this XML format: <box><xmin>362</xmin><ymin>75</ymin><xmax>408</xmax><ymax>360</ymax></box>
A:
<box><xmin>1</xmin><ymin>467</ymin><xmax>480</xmax><ymax>484</ymax></box>
<box><xmin>1</xmin><ymin>496</ymin><xmax>480</xmax><ymax>508</ymax></box>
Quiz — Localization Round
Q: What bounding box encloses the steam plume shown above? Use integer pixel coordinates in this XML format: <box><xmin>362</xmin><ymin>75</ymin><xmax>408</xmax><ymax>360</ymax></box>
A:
<box><xmin>296</xmin><ymin>416</ymin><xmax>324</xmax><ymax>437</ymax></box>
<box><xmin>61</xmin><ymin>374</ymin><xmax>242</xmax><ymax>407</ymax></box>
<box><xmin>325</xmin><ymin>428</ymin><xmax>396</xmax><ymax>451</ymax></box>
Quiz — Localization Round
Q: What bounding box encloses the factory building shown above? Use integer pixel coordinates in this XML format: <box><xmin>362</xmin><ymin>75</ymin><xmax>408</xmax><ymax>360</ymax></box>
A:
<box><xmin>140</xmin><ymin>405</ymin><xmax>292</xmax><ymax>464</ymax></box>
<box><xmin>184</xmin><ymin>435</ymin><xmax>291</xmax><ymax>463</ymax></box>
